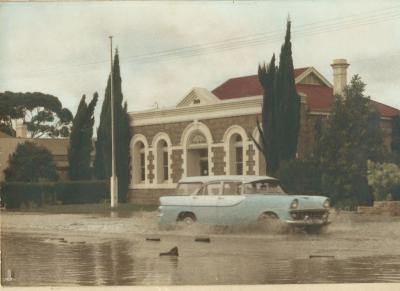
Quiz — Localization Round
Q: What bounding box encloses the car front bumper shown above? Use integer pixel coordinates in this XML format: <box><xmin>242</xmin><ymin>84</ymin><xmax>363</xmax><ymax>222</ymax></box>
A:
<box><xmin>285</xmin><ymin>219</ymin><xmax>331</xmax><ymax>226</ymax></box>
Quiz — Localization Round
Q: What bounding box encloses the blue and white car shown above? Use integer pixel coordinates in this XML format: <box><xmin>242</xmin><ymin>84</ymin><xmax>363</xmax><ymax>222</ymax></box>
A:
<box><xmin>158</xmin><ymin>175</ymin><xmax>330</xmax><ymax>231</ymax></box>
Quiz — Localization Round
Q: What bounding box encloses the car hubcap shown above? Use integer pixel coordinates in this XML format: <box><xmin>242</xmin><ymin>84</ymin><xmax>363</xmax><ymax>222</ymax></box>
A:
<box><xmin>183</xmin><ymin>217</ymin><xmax>194</xmax><ymax>225</ymax></box>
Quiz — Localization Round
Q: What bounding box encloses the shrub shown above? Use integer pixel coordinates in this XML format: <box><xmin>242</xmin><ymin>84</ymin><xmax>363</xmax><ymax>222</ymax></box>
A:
<box><xmin>1</xmin><ymin>180</ymin><xmax>109</xmax><ymax>209</ymax></box>
<box><xmin>4</xmin><ymin>141</ymin><xmax>58</xmax><ymax>182</ymax></box>
<box><xmin>276</xmin><ymin>159</ymin><xmax>321</xmax><ymax>195</ymax></box>
<box><xmin>367</xmin><ymin>161</ymin><xmax>400</xmax><ymax>201</ymax></box>
<box><xmin>55</xmin><ymin>180</ymin><xmax>109</xmax><ymax>204</ymax></box>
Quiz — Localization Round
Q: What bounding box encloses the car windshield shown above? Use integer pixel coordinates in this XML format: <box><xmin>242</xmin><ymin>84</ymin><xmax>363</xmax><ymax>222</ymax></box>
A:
<box><xmin>176</xmin><ymin>182</ymin><xmax>202</xmax><ymax>195</ymax></box>
<box><xmin>243</xmin><ymin>179</ymin><xmax>285</xmax><ymax>195</ymax></box>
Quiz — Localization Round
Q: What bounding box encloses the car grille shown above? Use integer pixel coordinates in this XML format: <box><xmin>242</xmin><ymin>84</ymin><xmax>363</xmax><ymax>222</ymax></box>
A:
<box><xmin>290</xmin><ymin>210</ymin><xmax>328</xmax><ymax>220</ymax></box>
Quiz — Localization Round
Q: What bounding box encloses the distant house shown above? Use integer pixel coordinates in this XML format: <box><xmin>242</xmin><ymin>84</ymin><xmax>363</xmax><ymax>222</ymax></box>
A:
<box><xmin>128</xmin><ymin>59</ymin><xmax>400</xmax><ymax>205</ymax></box>
<box><xmin>0</xmin><ymin>128</ymin><xmax>70</xmax><ymax>181</ymax></box>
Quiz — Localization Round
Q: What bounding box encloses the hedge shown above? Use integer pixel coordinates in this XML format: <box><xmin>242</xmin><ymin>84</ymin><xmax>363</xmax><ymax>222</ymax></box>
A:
<box><xmin>1</xmin><ymin>180</ymin><xmax>110</xmax><ymax>209</ymax></box>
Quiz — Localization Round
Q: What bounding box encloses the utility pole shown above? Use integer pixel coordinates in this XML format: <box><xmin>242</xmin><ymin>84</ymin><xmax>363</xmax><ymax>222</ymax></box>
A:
<box><xmin>110</xmin><ymin>36</ymin><xmax>118</xmax><ymax>208</ymax></box>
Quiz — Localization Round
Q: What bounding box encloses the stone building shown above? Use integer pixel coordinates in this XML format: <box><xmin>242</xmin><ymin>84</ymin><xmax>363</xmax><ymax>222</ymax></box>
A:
<box><xmin>128</xmin><ymin>59</ymin><xmax>400</xmax><ymax>205</ymax></box>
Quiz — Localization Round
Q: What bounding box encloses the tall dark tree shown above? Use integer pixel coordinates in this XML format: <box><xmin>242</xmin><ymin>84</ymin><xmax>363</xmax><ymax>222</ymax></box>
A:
<box><xmin>4</xmin><ymin>141</ymin><xmax>58</xmax><ymax>182</ymax></box>
<box><xmin>252</xmin><ymin>54</ymin><xmax>280</xmax><ymax>174</ymax></box>
<box><xmin>68</xmin><ymin>93</ymin><xmax>98</xmax><ymax>180</ymax></box>
<box><xmin>0</xmin><ymin>91</ymin><xmax>73</xmax><ymax>138</ymax></box>
<box><xmin>252</xmin><ymin>20</ymin><xmax>300</xmax><ymax>175</ymax></box>
<box><xmin>318</xmin><ymin>75</ymin><xmax>384</xmax><ymax>208</ymax></box>
<box><xmin>276</xmin><ymin>20</ymin><xmax>301</xmax><ymax>162</ymax></box>
<box><xmin>94</xmin><ymin>49</ymin><xmax>130</xmax><ymax>202</ymax></box>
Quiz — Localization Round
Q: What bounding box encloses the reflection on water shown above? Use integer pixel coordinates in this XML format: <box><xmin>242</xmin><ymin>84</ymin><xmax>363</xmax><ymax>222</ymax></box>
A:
<box><xmin>2</xmin><ymin>231</ymin><xmax>400</xmax><ymax>286</ymax></box>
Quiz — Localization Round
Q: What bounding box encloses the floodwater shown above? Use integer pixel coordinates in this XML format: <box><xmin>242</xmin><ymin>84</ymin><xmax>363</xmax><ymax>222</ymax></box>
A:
<box><xmin>1</xmin><ymin>209</ymin><xmax>400</xmax><ymax>286</ymax></box>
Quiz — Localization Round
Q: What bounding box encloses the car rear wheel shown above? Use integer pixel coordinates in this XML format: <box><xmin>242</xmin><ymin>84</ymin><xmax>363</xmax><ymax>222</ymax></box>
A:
<box><xmin>178</xmin><ymin>212</ymin><xmax>196</xmax><ymax>225</ymax></box>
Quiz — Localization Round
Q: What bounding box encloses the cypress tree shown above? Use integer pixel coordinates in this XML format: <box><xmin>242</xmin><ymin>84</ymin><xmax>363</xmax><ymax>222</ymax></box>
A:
<box><xmin>253</xmin><ymin>54</ymin><xmax>280</xmax><ymax>174</ymax></box>
<box><xmin>68</xmin><ymin>93</ymin><xmax>98</xmax><ymax>180</ymax></box>
<box><xmin>276</xmin><ymin>19</ymin><xmax>300</xmax><ymax>162</ymax></box>
<box><xmin>94</xmin><ymin>49</ymin><xmax>130</xmax><ymax>202</ymax></box>
<box><xmin>253</xmin><ymin>20</ymin><xmax>300</xmax><ymax>175</ymax></box>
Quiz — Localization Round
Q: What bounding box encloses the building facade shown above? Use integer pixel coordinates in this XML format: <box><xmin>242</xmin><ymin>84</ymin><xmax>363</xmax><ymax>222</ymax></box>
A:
<box><xmin>128</xmin><ymin>59</ymin><xmax>400</xmax><ymax>205</ymax></box>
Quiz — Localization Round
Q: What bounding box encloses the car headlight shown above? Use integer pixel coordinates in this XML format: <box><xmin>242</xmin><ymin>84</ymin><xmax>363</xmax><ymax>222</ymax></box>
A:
<box><xmin>323</xmin><ymin>199</ymin><xmax>330</xmax><ymax>209</ymax></box>
<box><xmin>290</xmin><ymin>199</ymin><xmax>299</xmax><ymax>209</ymax></box>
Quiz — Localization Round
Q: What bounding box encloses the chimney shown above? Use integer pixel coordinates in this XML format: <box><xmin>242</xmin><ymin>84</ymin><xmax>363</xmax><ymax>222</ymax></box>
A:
<box><xmin>331</xmin><ymin>59</ymin><xmax>349</xmax><ymax>96</ymax></box>
<box><xmin>15</xmin><ymin>119</ymin><xmax>28</xmax><ymax>138</ymax></box>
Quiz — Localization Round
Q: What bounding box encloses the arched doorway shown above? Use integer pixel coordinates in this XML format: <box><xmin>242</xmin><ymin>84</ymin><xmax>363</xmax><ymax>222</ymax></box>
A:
<box><xmin>187</xmin><ymin>131</ymin><xmax>209</xmax><ymax>176</ymax></box>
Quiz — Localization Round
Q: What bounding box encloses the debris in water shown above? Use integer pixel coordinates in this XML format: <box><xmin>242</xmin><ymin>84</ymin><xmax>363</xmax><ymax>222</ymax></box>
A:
<box><xmin>160</xmin><ymin>246</ymin><xmax>179</xmax><ymax>257</ymax></box>
<box><xmin>146</xmin><ymin>238</ymin><xmax>161</xmax><ymax>241</ymax></box>
<box><xmin>195</xmin><ymin>237</ymin><xmax>211</xmax><ymax>243</ymax></box>
<box><xmin>309</xmin><ymin>255</ymin><xmax>335</xmax><ymax>259</ymax></box>
<box><xmin>5</xmin><ymin>269</ymin><xmax>15</xmax><ymax>281</ymax></box>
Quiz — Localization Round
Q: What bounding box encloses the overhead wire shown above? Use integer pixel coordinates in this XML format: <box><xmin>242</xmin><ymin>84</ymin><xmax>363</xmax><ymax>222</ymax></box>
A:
<box><xmin>1</xmin><ymin>5</ymin><xmax>400</xmax><ymax>80</ymax></box>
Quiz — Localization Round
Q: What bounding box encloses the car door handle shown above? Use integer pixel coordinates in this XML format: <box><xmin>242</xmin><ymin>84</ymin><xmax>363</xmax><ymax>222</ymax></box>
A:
<box><xmin>218</xmin><ymin>197</ymin><xmax>224</xmax><ymax>200</ymax></box>
<box><xmin>192</xmin><ymin>196</ymin><xmax>198</xmax><ymax>199</ymax></box>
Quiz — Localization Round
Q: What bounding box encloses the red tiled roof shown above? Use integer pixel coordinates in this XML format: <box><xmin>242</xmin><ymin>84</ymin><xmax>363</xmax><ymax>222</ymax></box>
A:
<box><xmin>212</xmin><ymin>72</ymin><xmax>399</xmax><ymax>118</ymax></box>
<box><xmin>212</xmin><ymin>68</ymin><xmax>309</xmax><ymax>100</ymax></box>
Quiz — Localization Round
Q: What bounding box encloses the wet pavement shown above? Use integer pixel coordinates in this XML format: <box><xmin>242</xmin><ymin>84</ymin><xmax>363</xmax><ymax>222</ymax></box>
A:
<box><xmin>1</xmin><ymin>209</ymin><xmax>400</xmax><ymax>286</ymax></box>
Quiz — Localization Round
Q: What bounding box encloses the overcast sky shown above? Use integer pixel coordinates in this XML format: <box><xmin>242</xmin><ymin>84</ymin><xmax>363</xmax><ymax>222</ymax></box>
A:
<box><xmin>1</xmin><ymin>1</ymin><xmax>400</xmax><ymax>126</ymax></box>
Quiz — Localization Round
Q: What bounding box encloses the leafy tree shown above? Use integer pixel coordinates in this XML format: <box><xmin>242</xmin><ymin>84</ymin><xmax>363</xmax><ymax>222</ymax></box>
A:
<box><xmin>252</xmin><ymin>20</ymin><xmax>300</xmax><ymax>175</ymax></box>
<box><xmin>367</xmin><ymin>160</ymin><xmax>400</xmax><ymax>201</ymax></box>
<box><xmin>318</xmin><ymin>75</ymin><xmax>384</xmax><ymax>208</ymax></box>
<box><xmin>94</xmin><ymin>49</ymin><xmax>130</xmax><ymax>202</ymax></box>
<box><xmin>276</xmin><ymin>159</ymin><xmax>321</xmax><ymax>195</ymax></box>
<box><xmin>68</xmin><ymin>93</ymin><xmax>98</xmax><ymax>180</ymax></box>
<box><xmin>0</xmin><ymin>91</ymin><xmax>73</xmax><ymax>138</ymax></box>
<box><xmin>4</xmin><ymin>141</ymin><xmax>58</xmax><ymax>182</ymax></box>
<box><xmin>391</xmin><ymin>115</ymin><xmax>400</xmax><ymax>156</ymax></box>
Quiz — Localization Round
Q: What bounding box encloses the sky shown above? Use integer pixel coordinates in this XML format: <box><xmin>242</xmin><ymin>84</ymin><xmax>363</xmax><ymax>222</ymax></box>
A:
<box><xmin>1</xmin><ymin>1</ymin><xmax>400</xmax><ymax>127</ymax></box>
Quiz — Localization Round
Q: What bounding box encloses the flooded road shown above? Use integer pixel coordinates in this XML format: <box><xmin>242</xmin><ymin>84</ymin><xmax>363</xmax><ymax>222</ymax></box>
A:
<box><xmin>2</xmin><ymin>209</ymin><xmax>400</xmax><ymax>286</ymax></box>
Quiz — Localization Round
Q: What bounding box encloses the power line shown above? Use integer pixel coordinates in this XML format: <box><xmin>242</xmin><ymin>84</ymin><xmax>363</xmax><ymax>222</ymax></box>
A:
<box><xmin>2</xmin><ymin>5</ymin><xmax>400</xmax><ymax>80</ymax></box>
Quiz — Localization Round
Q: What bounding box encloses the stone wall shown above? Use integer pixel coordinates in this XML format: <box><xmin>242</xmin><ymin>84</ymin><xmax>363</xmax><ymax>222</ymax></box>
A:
<box><xmin>171</xmin><ymin>149</ymin><xmax>183</xmax><ymax>183</ymax></box>
<box><xmin>212</xmin><ymin>146</ymin><xmax>225</xmax><ymax>175</ymax></box>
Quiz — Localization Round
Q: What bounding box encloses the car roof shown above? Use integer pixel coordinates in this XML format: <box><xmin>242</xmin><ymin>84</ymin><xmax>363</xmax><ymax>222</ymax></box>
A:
<box><xmin>179</xmin><ymin>175</ymin><xmax>278</xmax><ymax>184</ymax></box>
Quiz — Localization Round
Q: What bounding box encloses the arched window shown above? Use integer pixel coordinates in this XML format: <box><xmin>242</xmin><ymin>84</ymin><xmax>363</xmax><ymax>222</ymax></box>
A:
<box><xmin>156</xmin><ymin>140</ymin><xmax>169</xmax><ymax>183</ymax></box>
<box><xmin>133</xmin><ymin>141</ymin><xmax>146</xmax><ymax>184</ymax></box>
<box><xmin>230</xmin><ymin>134</ymin><xmax>243</xmax><ymax>175</ymax></box>
<box><xmin>152</xmin><ymin>132</ymin><xmax>172</xmax><ymax>184</ymax></box>
<box><xmin>223</xmin><ymin>125</ymin><xmax>247</xmax><ymax>175</ymax></box>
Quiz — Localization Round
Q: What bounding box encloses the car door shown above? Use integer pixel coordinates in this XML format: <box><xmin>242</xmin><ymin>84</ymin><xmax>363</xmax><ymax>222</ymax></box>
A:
<box><xmin>190</xmin><ymin>182</ymin><xmax>221</xmax><ymax>224</ymax></box>
<box><xmin>217</xmin><ymin>181</ymin><xmax>247</xmax><ymax>225</ymax></box>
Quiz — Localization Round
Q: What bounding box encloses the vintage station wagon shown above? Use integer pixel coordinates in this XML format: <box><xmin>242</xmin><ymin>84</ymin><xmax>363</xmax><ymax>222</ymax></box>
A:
<box><xmin>158</xmin><ymin>175</ymin><xmax>331</xmax><ymax>231</ymax></box>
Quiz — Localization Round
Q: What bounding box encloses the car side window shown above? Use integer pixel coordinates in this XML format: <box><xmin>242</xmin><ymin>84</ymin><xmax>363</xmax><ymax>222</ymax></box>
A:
<box><xmin>203</xmin><ymin>182</ymin><xmax>222</xmax><ymax>196</ymax></box>
<box><xmin>223</xmin><ymin>182</ymin><xmax>242</xmax><ymax>195</ymax></box>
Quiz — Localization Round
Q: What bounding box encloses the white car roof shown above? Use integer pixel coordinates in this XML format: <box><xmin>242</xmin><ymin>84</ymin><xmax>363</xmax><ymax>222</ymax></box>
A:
<box><xmin>178</xmin><ymin>175</ymin><xmax>278</xmax><ymax>184</ymax></box>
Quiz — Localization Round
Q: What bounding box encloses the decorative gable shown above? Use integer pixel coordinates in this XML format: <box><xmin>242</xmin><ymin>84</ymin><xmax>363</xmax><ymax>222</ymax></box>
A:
<box><xmin>298</xmin><ymin>72</ymin><xmax>324</xmax><ymax>85</ymax></box>
<box><xmin>176</xmin><ymin>87</ymin><xmax>220</xmax><ymax>107</ymax></box>
<box><xmin>295</xmin><ymin>67</ymin><xmax>332</xmax><ymax>87</ymax></box>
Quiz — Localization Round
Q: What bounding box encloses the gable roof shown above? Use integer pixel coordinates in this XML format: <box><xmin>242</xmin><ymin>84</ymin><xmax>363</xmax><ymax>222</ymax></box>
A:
<box><xmin>176</xmin><ymin>87</ymin><xmax>220</xmax><ymax>107</ymax></box>
<box><xmin>211</xmin><ymin>68</ymin><xmax>399</xmax><ymax>118</ymax></box>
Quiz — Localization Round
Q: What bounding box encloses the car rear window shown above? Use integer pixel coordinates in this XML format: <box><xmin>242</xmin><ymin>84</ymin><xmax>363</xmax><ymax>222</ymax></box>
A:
<box><xmin>176</xmin><ymin>182</ymin><xmax>202</xmax><ymax>195</ymax></box>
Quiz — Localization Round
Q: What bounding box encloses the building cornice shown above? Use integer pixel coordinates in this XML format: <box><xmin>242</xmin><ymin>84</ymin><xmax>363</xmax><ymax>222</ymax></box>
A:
<box><xmin>130</xmin><ymin>96</ymin><xmax>262</xmax><ymax>126</ymax></box>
